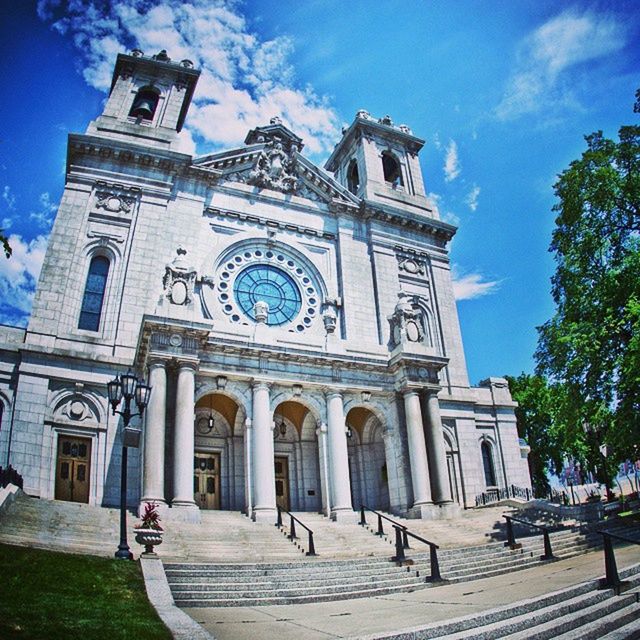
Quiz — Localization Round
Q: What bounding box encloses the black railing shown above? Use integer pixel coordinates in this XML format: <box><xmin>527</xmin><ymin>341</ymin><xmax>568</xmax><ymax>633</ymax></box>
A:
<box><xmin>276</xmin><ymin>506</ymin><xmax>317</xmax><ymax>556</ymax></box>
<box><xmin>0</xmin><ymin>465</ymin><xmax>23</xmax><ymax>490</ymax></box>
<box><xmin>476</xmin><ymin>485</ymin><xmax>533</xmax><ymax>506</ymax></box>
<box><xmin>359</xmin><ymin>505</ymin><xmax>409</xmax><ymax>548</ymax></box>
<box><xmin>598</xmin><ymin>530</ymin><xmax>640</xmax><ymax>590</ymax></box>
<box><xmin>391</xmin><ymin>524</ymin><xmax>442</xmax><ymax>582</ymax></box>
<box><xmin>503</xmin><ymin>515</ymin><xmax>555</xmax><ymax>561</ymax></box>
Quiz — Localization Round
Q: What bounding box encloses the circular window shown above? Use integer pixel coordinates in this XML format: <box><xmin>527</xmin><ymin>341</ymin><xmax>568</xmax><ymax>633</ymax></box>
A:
<box><xmin>233</xmin><ymin>264</ymin><xmax>302</xmax><ymax>325</ymax></box>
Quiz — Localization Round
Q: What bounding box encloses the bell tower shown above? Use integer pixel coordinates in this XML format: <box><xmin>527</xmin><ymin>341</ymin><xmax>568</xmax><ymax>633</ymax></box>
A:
<box><xmin>325</xmin><ymin>110</ymin><xmax>438</xmax><ymax>219</ymax></box>
<box><xmin>86</xmin><ymin>49</ymin><xmax>200</xmax><ymax>151</ymax></box>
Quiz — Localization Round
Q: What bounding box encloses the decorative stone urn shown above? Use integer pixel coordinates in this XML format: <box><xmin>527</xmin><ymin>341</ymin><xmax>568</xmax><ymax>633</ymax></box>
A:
<box><xmin>134</xmin><ymin>528</ymin><xmax>163</xmax><ymax>555</ymax></box>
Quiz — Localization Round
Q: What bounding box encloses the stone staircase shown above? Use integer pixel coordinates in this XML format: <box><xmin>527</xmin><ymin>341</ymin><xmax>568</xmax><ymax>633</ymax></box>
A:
<box><xmin>0</xmin><ymin>492</ymin><xmax>121</xmax><ymax>557</ymax></box>
<box><xmin>363</xmin><ymin>563</ymin><xmax>640</xmax><ymax>639</ymax></box>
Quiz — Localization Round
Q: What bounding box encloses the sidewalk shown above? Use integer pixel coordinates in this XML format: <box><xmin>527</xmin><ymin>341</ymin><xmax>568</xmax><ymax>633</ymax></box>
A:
<box><xmin>183</xmin><ymin>546</ymin><xmax>640</xmax><ymax>640</ymax></box>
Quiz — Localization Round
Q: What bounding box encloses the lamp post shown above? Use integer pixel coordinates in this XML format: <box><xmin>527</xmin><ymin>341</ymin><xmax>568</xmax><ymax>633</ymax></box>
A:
<box><xmin>108</xmin><ymin>369</ymin><xmax>151</xmax><ymax>560</ymax></box>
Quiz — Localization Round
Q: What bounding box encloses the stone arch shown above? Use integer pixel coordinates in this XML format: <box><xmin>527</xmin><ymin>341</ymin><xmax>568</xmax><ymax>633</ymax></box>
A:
<box><xmin>49</xmin><ymin>387</ymin><xmax>105</xmax><ymax>427</ymax></box>
<box><xmin>346</xmin><ymin>404</ymin><xmax>390</xmax><ymax>511</ymax></box>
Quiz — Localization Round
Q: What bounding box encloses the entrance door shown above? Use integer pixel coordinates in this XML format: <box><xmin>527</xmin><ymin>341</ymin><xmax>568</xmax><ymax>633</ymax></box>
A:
<box><xmin>194</xmin><ymin>452</ymin><xmax>221</xmax><ymax>509</ymax></box>
<box><xmin>274</xmin><ymin>456</ymin><xmax>290</xmax><ymax>511</ymax></box>
<box><xmin>55</xmin><ymin>436</ymin><xmax>91</xmax><ymax>503</ymax></box>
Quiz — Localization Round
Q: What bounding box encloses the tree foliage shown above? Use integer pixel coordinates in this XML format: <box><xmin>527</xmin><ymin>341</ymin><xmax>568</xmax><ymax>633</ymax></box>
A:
<box><xmin>0</xmin><ymin>231</ymin><xmax>10</xmax><ymax>258</ymax></box>
<box><xmin>505</xmin><ymin>374</ymin><xmax>564</xmax><ymax>496</ymax></box>
<box><xmin>535</xmin><ymin>96</ymin><xmax>640</xmax><ymax>480</ymax></box>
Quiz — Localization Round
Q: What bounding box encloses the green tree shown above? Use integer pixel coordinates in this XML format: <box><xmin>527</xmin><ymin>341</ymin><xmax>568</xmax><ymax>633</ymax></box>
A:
<box><xmin>535</xmin><ymin>92</ymin><xmax>640</xmax><ymax>485</ymax></box>
<box><xmin>505</xmin><ymin>373</ymin><xmax>564</xmax><ymax>496</ymax></box>
<box><xmin>0</xmin><ymin>230</ymin><xmax>10</xmax><ymax>258</ymax></box>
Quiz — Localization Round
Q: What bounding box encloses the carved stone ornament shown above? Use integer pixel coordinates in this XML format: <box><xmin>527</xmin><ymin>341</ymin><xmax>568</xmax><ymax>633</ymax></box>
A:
<box><xmin>397</xmin><ymin>256</ymin><xmax>426</xmax><ymax>277</ymax></box>
<box><xmin>321</xmin><ymin>299</ymin><xmax>339</xmax><ymax>334</ymax></box>
<box><xmin>163</xmin><ymin>246</ymin><xmax>197</xmax><ymax>306</ymax></box>
<box><xmin>247</xmin><ymin>141</ymin><xmax>298</xmax><ymax>194</ymax></box>
<box><xmin>95</xmin><ymin>187</ymin><xmax>138</xmax><ymax>214</ymax></box>
<box><xmin>388</xmin><ymin>292</ymin><xmax>428</xmax><ymax>349</ymax></box>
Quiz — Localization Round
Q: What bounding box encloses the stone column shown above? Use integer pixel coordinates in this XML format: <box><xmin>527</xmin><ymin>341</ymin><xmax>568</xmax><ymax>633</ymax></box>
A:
<box><xmin>326</xmin><ymin>391</ymin><xmax>354</xmax><ymax>521</ymax></box>
<box><xmin>251</xmin><ymin>381</ymin><xmax>277</xmax><ymax>522</ymax></box>
<box><xmin>141</xmin><ymin>359</ymin><xmax>167</xmax><ymax>508</ymax></box>
<box><xmin>244</xmin><ymin>418</ymin><xmax>252</xmax><ymax>516</ymax></box>
<box><xmin>403</xmin><ymin>389</ymin><xmax>433</xmax><ymax>515</ymax></box>
<box><xmin>316</xmin><ymin>422</ymin><xmax>330</xmax><ymax>517</ymax></box>
<box><xmin>172</xmin><ymin>360</ymin><xmax>199</xmax><ymax>519</ymax></box>
<box><xmin>423</xmin><ymin>390</ymin><xmax>454</xmax><ymax>505</ymax></box>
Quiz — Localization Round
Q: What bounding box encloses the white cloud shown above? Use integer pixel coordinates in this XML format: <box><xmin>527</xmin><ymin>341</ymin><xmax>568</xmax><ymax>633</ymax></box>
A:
<box><xmin>496</xmin><ymin>9</ymin><xmax>625</xmax><ymax>120</ymax></box>
<box><xmin>29</xmin><ymin>192</ymin><xmax>58</xmax><ymax>230</ymax></box>
<box><xmin>444</xmin><ymin>139</ymin><xmax>460</xmax><ymax>182</ymax></box>
<box><xmin>428</xmin><ymin>191</ymin><xmax>459</xmax><ymax>226</ymax></box>
<box><xmin>452</xmin><ymin>270</ymin><xmax>500</xmax><ymax>301</ymax></box>
<box><xmin>466</xmin><ymin>184</ymin><xmax>480</xmax><ymax>212</ymax></box>
<box><xmin>38</xmin><ymin>0</ymin><xmax>341</xmax><ymax>157</ymax></box>
<box><xmin>0</xmin><ymin>234</ymin><xmax>49</xmax><ymax>325</ymax></box>
<box><xmin>2</xmin><ymin>186</ymin><xmax>16</xmax><ymax>211</ymax></box>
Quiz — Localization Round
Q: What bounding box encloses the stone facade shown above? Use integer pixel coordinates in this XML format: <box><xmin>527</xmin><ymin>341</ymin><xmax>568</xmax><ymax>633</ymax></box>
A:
<box><xmin>0</xmin><ymin>51</ymin><xmax>531</xmax><ymax>523</ymax></box>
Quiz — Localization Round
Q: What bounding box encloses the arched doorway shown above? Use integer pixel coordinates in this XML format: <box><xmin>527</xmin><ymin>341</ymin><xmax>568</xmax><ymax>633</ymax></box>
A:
<box><xmin>194</xmin><ymin>393</ymin><xmax>244</xmax><ymax>510</ymax></box>
<box><xmin>346</xmin><ymin>407</ymin><xmax>390</xmax><ymax>511</ymax></box>
<box><xmin>273</xmin><ymin>400</ymin><xmax>321</xmax><ymax>512</ymax></box>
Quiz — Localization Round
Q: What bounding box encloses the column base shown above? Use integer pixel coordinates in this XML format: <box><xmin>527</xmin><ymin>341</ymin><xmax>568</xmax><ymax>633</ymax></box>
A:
<box><xmin>167</xmin><ymin>502</ymin><xmax>201</xmax><ymax>523</ymax></box>
<box><xmin>252</xmin><ymin>507</ymin><xmax>277</xmax><ymax>524</ymax></box>
<box><xmin>330</xmin><ymin>508</ymin><xmax>358</xmax><ymax>523</ymax></box>
<box><xmin>407</xmin><ymin>501</ymin><xmax>461</xmax><ymax>520</ymax></box>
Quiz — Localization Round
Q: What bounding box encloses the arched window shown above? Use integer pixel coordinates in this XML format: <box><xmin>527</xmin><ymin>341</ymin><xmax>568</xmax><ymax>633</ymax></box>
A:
<box><xmin>78</xmin><ymin>256</ymin><xmax>110</xmax><ymax>331</ymax></box>
<box><xmin>129</xmin><ymin>86</ymin><xmax>160</xmax><ymax>121</ymax></box>
<box><xmin>347</xmin><ymin>159</ymin><xmax>360</xmax><ymax>195</ymax></box>
<box><xmin>382</xmin><ymin>152</ymin><xmax>403</xmax><ymax>187</ymax></box>
<box><xmin>481</xmin><ymin>441</ymin><xmax>497</xmax><ymax>487</ymax></box>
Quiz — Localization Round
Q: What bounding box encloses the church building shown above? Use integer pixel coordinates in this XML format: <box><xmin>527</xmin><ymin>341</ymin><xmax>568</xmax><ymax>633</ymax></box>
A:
<box><xmin>0</xmin><ymin>50</ymin><xmax>531</xmax><ymax>523</ymax></box>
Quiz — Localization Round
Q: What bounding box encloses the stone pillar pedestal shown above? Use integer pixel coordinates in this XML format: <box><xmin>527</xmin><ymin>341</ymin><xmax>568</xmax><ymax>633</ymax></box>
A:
<box><xmin>244</xmin><ymin>418</ymin><xmax>253</xmax><ymax>516</ymax></box>
<box><xmin>172</xmin><ymin>360</ymin><xmax>200</xmax><ymax>522</ymax></box>
<box><xmin>403</xmin><ymin>389</ymin><xmax>433</xmax><ymax>517</ymax></box>
<box><xmin>251</xmin><ymin>381</ymin><xmax>277</xmax><ymax>523</ymax></box>
<box><xmin>326</xmin><ymin>391</ymin><xmax>355</xmax><ymax>522</ymax></box>
<box><xmin>140</xmin><ymin>359</ymin><xmax>167</xmax><ymax>513</ymax></box>
<box><xmin>316</xmin><ymin>422</ymin><xmax>330</xmax><ymax>517</ymax></box>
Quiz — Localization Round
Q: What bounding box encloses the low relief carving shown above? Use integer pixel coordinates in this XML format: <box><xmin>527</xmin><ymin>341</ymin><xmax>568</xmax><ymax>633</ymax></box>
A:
<box><xmin>163</xmin><ymin>246</ymin><xmax>197</xmax><ymax>306</ymax></box>
<box><xmin>397</xmin><ymin>256</ymin><xmax>426</xmax><ymax>276</ymax></box>
<box><xmin>94</xmin><ymin>184</ymin><xmax>139</xmax><ymax>214</ymax></box>
<box><xmin>247</xmin><ymin>141</ymin><xmax>299</xmax><ymax>194</ymax></box>
<box><xmin>388</xmin><ymin>292</ymin><xmax>430</xmax><ymax>349</ymax></box>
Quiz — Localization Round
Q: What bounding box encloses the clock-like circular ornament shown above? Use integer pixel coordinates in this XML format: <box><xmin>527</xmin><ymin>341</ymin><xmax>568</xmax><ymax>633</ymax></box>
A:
<box><xmin>233</xmin><ymin>264</ymin><xmax>301</xmax><ymax>325</ymax></box>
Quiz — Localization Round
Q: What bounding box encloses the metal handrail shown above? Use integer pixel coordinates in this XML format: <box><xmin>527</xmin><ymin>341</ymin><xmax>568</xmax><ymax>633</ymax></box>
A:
<box><xmin>503</xmin><ymin>514</ymin><xmax>555</xmax><ymax>560</ymax></box>
<box><xmin>276</xmin><ymin>506</ymin><xmax>317</xmax><ymax>556</ymax></box>
<box><xmin>391</xmin><ymin>524</ymin><xmax>442</xmax><ymax>582</ymax></box>
<box><xmin>598</xmin><ymin>530</ymin><xmax>640</xmax><ymax>589</ymax></box>
<box><xmin>359</xmin><ymin>505</ymin><xmax>410</xmax><ymax>548</ymax></box>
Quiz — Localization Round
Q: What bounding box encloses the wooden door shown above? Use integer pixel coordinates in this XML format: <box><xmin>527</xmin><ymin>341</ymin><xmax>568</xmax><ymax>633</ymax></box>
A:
<box><xmin>274</xmin><ymin>456</ymin><xmax>290</xmax><ymax>511</ymax></box>
<box><xmin>55</xmin><ymin>436</ymin><xmax>91</xmax><ymax>503</ymax></box>
<box><xmin>194</xmin><ymin>452</ymin><xmax>221</xmax><ymax>510</ymax></box>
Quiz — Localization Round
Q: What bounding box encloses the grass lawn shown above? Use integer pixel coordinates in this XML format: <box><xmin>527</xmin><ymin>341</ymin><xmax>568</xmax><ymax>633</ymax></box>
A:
<box><xmin>0</xmin><ymin>543</ymin><xmax>173</xmax><ymax>639</ymax></box>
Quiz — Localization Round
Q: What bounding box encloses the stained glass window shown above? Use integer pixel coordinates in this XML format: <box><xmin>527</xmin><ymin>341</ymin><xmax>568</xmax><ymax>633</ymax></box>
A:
<box><xmin>78</xmin><ymin>256</ymin><xmax>110</xmax><ymax>331</ymax></box>
<box><xmin>233</xmin><ymin>264</ymin><xmax>301</xmax><ymax>325</ymax></box>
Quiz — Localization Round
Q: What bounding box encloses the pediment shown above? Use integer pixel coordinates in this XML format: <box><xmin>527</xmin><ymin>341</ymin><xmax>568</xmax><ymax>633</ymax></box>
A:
<box><xmin>192</xmin><ymin>140</ymin><xmax>359</xmax><ymax>208</ymax></box>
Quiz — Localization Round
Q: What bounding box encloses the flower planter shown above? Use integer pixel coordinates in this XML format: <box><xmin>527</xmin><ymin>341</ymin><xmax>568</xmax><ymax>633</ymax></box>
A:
<box><xmin>134</xmin><ymin>528</ymin><xmax>163</xmax><ymax>555</ymax></box>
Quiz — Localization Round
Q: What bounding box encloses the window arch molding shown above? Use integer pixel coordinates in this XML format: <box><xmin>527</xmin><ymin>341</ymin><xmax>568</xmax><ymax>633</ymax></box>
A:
<box><xmin>480</xmin><ymin>438</ymin><xmax>498</xmax><ymax>488</ymax></box>
<box><xmin>76</xmin><ymin>242</ymin><xmax>120</xmax><ymax>335</ymax></box>
<box><xmin>381</xmin><ymin>150</ymin><xmax>404</xmax><ymax>187</ymax></box>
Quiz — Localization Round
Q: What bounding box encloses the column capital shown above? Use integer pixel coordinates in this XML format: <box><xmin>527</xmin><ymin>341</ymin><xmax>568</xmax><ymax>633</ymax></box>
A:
<box><xmin>244</xmin><ymin>417</ymin><xmax>252</xmax><ymax>430</ymax></box>
<box><xmin>175</xmin><ymin>358</ymin><xmax>198</xmax><ymax>372</ymax></box>
<box><xmin>323</xmin><ymin>388</ymin><xmax>344</xmax><ymax>401</ymax></box>
<box><xmin>147</xmin><ymin>356</ymin><xmax>170</xmax><ymax>370</ymax></box>
<box><xmin>315</xmin><ymin>422</ymin><xmax>327</xmax><ymax>435</ymax></box>
<box><xmin>251</xmin><ymin>379</ymin><xmax>271</xmax><ymax>391</ymax></box>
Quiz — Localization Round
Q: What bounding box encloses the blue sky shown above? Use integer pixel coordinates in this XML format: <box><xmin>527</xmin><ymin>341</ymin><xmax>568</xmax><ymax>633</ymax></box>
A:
<box><xmin>0</xmin><ymin>0</ymin><xmax>638</xmax><ymax>383</ymax></box>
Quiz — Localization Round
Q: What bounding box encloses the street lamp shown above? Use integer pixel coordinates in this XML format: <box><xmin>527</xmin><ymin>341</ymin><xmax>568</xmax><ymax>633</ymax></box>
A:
<box><xmin>108</xmin><ymin>369</ymin><xmax>151</xmax><ymax>559</ymax></box>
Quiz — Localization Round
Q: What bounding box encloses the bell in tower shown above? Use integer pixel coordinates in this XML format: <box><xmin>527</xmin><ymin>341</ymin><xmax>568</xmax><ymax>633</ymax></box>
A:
<box><xmin>325</xmin><ymin>110</ymin><xmax>438</xmax><ymax>220</ymax></box>
<box><xmin>129</xmin><ymin>87</ymin><xmax>160</xmax><ymax>121</ymax></box>
<box><xmin>85</xmin><ymin>49</ymin><xmax>201</xmax><ymax>151</ymax></box>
